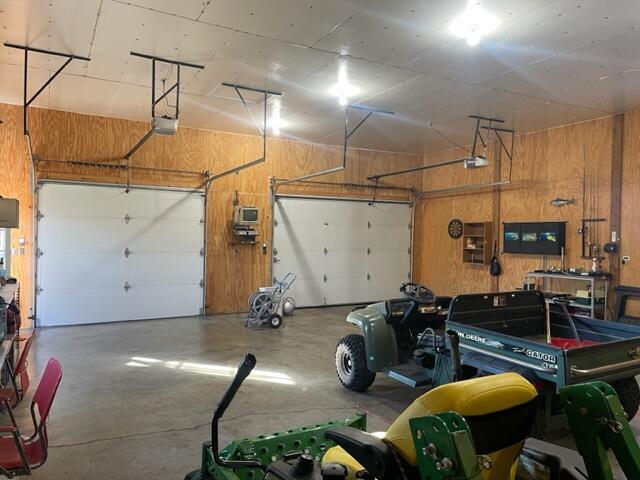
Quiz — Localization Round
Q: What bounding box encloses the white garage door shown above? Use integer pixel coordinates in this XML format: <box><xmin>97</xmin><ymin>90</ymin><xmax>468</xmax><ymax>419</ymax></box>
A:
<box><xmin>273</xmin><ymin>196</ymin><xmax>411</xmax><ymax>307</ymax></box>
<box><xmin>37</xmin><ymin>182</ymin><xmax>204</xmax><ymax>326</ymax></box>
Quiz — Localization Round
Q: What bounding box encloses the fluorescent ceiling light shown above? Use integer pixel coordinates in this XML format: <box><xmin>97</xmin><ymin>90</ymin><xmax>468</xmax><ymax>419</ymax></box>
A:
<box><xmin>328</xmin><ymin>63</ymin><xmax>360</xmax><ymax>106</ymax></box>
<box><xmin>450</xmin><ymin>1</ymin><xmax>498</xmax><ymax>46</ymax></box>
<box><xmin>268</xmin><ymin>99</ymin><xmax>288</xmax><ymax>136</ymax></box>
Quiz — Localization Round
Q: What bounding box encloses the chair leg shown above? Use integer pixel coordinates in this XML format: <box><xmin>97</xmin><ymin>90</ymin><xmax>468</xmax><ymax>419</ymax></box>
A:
<box><xmin>2</xmin><ymin>400</ymin><xmax>17</xmax><ymax>428</ymax></box>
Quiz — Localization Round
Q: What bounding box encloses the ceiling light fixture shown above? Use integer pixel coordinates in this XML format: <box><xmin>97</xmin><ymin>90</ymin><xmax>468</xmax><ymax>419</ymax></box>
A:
<box><xmin>450</xmin><ymin>1</ymin><xmax>498</xmax><ymax>46</ymax></box>
<box><xmin>269</xmin><ymin>98</ymin><xmax>288</xmax><ymax>136</ymax></box>
<box><xmin>271</xmin><ymin>99</ymin><xmax>282</xmax><ymax>136</ymax></box>
<box><xmin>328</xmin><ymin>62</ymin><xmax>360</xmax><ymax>106</ymax></box>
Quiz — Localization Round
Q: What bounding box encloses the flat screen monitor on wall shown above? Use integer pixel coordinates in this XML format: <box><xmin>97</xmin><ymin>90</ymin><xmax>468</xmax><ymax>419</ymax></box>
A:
<box><xmin>503</xmin><ymin>222</ymin><xmax>566</xmax><ymax>255</ymax></box>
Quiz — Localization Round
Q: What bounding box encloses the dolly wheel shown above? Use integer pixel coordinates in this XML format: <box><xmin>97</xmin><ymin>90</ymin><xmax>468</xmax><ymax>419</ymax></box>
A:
<box><xmin>184</xmin><ymin>469</ymin><xmax>212</xmax><ymax>480</ymax></box>
<box><xmin>612</xmin><ymin>377</ymin><xmax>640</xmax><ymax>420</ymax></box>
<box><xmin>335</xmin><ymin>334</ymin><xmax>376</xmax><ymax>392</ymax></box>
<box><xmin>269</xmin><ymin>314</ymin><xmax>283</xmax><ymax>328</ymax></box>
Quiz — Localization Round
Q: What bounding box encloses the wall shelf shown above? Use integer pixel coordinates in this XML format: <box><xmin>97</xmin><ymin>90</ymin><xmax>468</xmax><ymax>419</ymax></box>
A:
<box><xmin>462</xmin><ymin>222</ymin><xmax>493</xmax><ymax>265</ymax></box>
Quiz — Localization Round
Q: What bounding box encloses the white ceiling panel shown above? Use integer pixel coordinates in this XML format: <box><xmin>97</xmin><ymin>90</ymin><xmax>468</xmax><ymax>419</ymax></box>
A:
<box><xmin>0</xmin><ymin>0</ymin><xmax>98</xmax><ymax>74</ymax></box>
<box><xmin>85</xmin><ymin>0</ymin><xmax>233</xmax><ymax>86</ymax></box>
<box><xmin>0</xmin><ymin>61</ymin><xmax>51</xmax><ymax>106</ymax></box>
<box><xmin>197</xmin><ymin>0</ymin><xmax>356</xmax><ymax>47</ymax></box>
<box><xmin>1</xmin><ymin>0</ymin><xmax>640</xmax><ymax>154</ymax></box>
<box><xmin>117</xmin><ymin>0</ymin><xmax>208</xmax><ymax>20</ymax></box>
<box><xmin>47</xmin><ymin>74</ymin><xmax>150</xmax><ymax>121</ymax></box>
<box><xmin>183</xmin><ymin>31</ymin><xmax>336</xmax><ymax>98</ymax></box>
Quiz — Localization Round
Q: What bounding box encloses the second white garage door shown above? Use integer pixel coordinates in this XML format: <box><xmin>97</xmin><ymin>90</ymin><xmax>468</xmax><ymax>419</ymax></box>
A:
<box><xmin>273</xmin><ymin>196</ymin><xmax>411</xmax><ymax>307</ymax></box>
<box><xmin>37</xmin><ymin>182</ymin><xmax>204</xmax><ymax>326</ymax></box>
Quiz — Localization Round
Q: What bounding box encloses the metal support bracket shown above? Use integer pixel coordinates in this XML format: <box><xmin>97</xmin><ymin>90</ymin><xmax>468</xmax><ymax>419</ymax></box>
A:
<box><xmin>124</xmin><ymin>52</ymin><xmax>205</xmax><ymax>165</ymax></box>
<box><xmin>369</xmin><ymin>115</ymin><xmax>515</xmax><ymax>188</ymax></box>
<box><xmin>560</xmin><ymin>381</ymin><xmax>640</xmax><ymax>480</ymax></box>
<box><xmin>4</xmin><ymin>42</ymin><xmax>91</xmax><ymax>137</ymax></box>
<box><xmin>274</xmin><ymin>104</ymin><xmax>394</xmax><ymax>188</ymax></box>
<box><xmin>204</xmin><ymin>83</ymin><xmax>282</xmax><ymax>186</ymax></box>
<box><xmin>410</xmin><ymin>412</ymin><xmax>485</xmax><ymax>480</ymax></box>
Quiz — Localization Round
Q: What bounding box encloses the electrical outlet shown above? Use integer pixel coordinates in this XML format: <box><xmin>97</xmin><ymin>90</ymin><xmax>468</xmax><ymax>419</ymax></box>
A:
<box><xmin>622</xmin><ymin>255</ymin><xmax>630</xmax><ymax>265</ymax></box>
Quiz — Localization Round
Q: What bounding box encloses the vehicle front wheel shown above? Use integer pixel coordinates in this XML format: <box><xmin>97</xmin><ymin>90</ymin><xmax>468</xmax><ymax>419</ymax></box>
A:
<box><xmin>612</xmin><ymin>377</ymin><xmax>640</xmax><ymax>420</ymax></box>
<box><xmin>335</xmin><ymin>334</ymin><xmax>376</xmax><ymax>392</ymax></box>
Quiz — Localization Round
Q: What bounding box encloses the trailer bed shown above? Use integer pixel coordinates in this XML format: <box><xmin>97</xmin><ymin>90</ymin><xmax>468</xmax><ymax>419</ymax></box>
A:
<box><xmin>446</xmin><ymin>290</ymin><xmax>640</xmax><ymax>390</ymax></box>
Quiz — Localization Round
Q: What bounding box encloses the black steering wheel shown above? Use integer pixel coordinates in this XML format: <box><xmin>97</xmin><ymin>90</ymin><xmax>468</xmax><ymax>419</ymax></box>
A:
<box><xmin>400</xmin><ymin>282</ymin><xmax>436</xmax><ymax>305</ymax></box>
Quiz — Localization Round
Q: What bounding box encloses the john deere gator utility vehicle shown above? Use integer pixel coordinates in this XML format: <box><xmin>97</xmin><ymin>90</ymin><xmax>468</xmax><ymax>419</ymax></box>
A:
<box><xmin>335</xmin><ymin>284</ymin><xmax>640</xmax><ymax>435</ymax></box>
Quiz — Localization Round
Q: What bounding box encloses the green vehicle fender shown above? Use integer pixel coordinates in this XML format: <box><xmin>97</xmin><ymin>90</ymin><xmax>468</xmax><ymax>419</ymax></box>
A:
<box><xmin>346</xmin><ymin>302</ymin><xmax>399</xmax><ymax>372</ymax></box>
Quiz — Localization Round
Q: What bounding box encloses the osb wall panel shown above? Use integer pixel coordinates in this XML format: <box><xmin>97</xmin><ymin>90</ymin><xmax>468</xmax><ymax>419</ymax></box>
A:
<box><xmin>413</xmin><ymin>117</ymin><xmax>618</xmax><ymax>302</ymax></box>
<box><xmin>412</xmin><ymin>145</ymin><xmax>497</xmax><ymax>296</ymax></box>
<box><xmin>3</xmin><ymin>104</ymin><xmax>422</xmax><ymax>314</ymax></box>
<box><xmin>621</xmin><ymin>111</ymin><xmax>640</xmax><ymax>316</ymax></box>
<box><xmin>499</xmin><ymin>117</ymin><xmax>613</xmax><ymax>293</ymax></box>
<box><xmin>0</xmin><ymin>104</ymin><xmax>33</xmax><ymax>323</ymax></box>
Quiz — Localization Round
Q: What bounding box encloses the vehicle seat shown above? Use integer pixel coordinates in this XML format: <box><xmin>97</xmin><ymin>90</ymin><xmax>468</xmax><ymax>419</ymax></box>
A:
<box><xmin>322</xmin><ymin>372</ymin><xmax>538</xmax><ymax>480</ymax></box>
<box><xmin>385</xmin><ymin>297</ymin><xmax>450</xmax><ymax>331</ymax></box>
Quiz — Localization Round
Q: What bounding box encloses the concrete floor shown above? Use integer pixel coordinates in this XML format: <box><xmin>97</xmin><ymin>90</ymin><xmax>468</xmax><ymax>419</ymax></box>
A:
<box><xmin>7</xmin><ymin>306</ymin><xmax>637</xmax><ymax>479</ymax></box>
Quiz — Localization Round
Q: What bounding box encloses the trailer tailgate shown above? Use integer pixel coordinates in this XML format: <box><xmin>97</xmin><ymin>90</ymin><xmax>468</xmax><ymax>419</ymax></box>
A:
<box><xmin>566</xmin><ymin>337</ymin><xmax>640</xmax><ymax>384</ymax></box>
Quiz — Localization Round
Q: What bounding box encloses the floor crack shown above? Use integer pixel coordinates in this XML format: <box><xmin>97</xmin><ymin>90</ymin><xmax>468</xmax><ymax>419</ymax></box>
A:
<box><xmin>48</xmin><ymin>405</ymin><xmax>362</xmax><ymax>449</ymax></box>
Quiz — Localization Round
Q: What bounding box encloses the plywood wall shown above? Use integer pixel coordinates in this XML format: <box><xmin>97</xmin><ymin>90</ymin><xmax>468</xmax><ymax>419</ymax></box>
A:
<box><xmin>3</xmin><ymin>101</ymin><xmax>639</xmax><ymax>319</ymax></box>
<box><xmin>0</xmin><ymin>104</ymin><xmax>33</xmax><ymax>322</ymax></box>
<box><xmin>412</xmin><ymin>144</ymin><xmax>498</xmax><ymax>295</ymax></box>
<box><xmin>413</xmin><ymin>116</ymin><xmax>623</xmax><ymax>307</ymax></box>
<box><xmin>621</xmin><ymin>111</ymin><xmax>640</xmax><ymax>315</ymax></box>
<box><xmin>0</xmin><ymin>103</ymin><xmax>423</xmax><ymax>315</ymax></box>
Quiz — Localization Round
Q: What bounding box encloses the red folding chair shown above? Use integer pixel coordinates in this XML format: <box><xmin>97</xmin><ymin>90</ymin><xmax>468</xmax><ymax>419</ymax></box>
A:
<box><xmin>0</xmin><ymin>358</ymin><xmax>62</xmax><ymax>478</ymax></box>
<box><xmin>0</xmin><ymin>335</ymin><xmax>35</xmax><ymax>414</ymax></box>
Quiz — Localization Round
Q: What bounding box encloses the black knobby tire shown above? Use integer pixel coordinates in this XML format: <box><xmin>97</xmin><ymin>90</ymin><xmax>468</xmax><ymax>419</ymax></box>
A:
<box><xmin>335</xmin><ymin>334</ymin><xmax>376</xmax><ymax>392</ymax></box>
<box><xmin>611</xmin><ymin>377</ymin><xmax>640</xmax><ymax>420</ymax></box>
<box><xmin>269</xmin><ymin>314</ymin><xmax>283</xmax><ymax>329</ymax></box>
<box><xmin>184</xmin><ymin>469</ymin><xmax>212</xmax><ymax>480</ymax></box>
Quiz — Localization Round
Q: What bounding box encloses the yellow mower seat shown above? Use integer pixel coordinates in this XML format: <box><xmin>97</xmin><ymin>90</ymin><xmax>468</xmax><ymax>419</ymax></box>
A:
<box><xmin>323</xmin><ymin>372</ymin><xmax>538</xmax><ymax>480</ymax></box>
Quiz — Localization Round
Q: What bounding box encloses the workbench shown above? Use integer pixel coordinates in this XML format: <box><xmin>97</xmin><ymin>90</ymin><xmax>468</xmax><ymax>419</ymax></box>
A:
<box><xmin>525</xmin><ymin>272</ymin><xmax>610</xmax><ymax>319</ymax></box>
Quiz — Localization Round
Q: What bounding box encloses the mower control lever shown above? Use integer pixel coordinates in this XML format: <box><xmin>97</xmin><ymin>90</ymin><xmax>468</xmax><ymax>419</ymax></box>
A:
<box><xmin>216</xmin><ymin>353</ymin><xmax>256</xmax><ymax>414</ymax></box>
<box><xmin>211</xmin><ymin>353</ymin><xmax>266</xmax><ymax>471</ymax></box>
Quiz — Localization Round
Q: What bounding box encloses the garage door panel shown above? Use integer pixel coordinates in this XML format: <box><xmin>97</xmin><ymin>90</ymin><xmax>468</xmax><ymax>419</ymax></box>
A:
<box><xmin>325</xmin><ymin>277</ymin><xmax>369</xmax><ymax>305</ymax></box>
<box><xmin>273</xmin><ymin>197</ymin><xmax>411</xmax><ymax>307</ymax></box>
<box><xmin>39</xmin><ymin>184</ymin><xmax>127</xmax><ymax>218</ymax></box>
<box><xmin>126</xmin><ymin>220</ymin><xmax>203</xmax><ymax>252</ymax></box>
<box><xmin>329</xmin><ymin>202</ymin><xmax>370</xmax><ymax>225</ymax></box>
<box><xmin>274</xmin><ymin>252</ymin><xmax>325</xmax><ymax>280</ymax></box>
<box><xmin>326</xmin><ymin>225</ymin><xmax>367</xmax><ymax>251</ymax></box>
<box><xmin>126</xmin><ymin>253</ymin><xmax>202</xmax><ymax>286</ymax></box>
<box><xmin>39</xmin><ymin>217</ymin><xmax>129</xmax><ymax>253</ymax></box>
<box><xmin>39</xmin><ymin>288</ymin><xmax>127</xmax><ymax>326</ymax></box>
<box><xmin>367</xmin><ymin>203</ymin><xmax>411</xmax><ymax>226</ymax></box>
<box><xmin>125</xmin><ymin>190</ymin><xmax>203</xmax><ymax>221</ymax></box>
<box><xmin>368</xmin><ymin>225</ymin><xmax>411</xmax><ymax>251</ymax></box>
<box><xmin>273</xmin><ymin>224</ymin><xmax>326</xmax><ymax>253</ymax></box>
<box><xmin>369</xmin><ymin>275</ymin><xmax>408</xmax><ymax>301</ymax></box>
<box><xmin>37</xmin><ymin>183</ymin><xmax>204</xmax><ymax>326</ymax></box>
<box><xmin>285</xmin><ymin>278</ymin><xmax>326</xmax><ymax>307</ymax></box>
<box><xmin>275</xmin><ymin>199</ymin><xmax>329</xmax><ymax>224</ymax></box>
<box><xmin>125</xmin><ymin>285</ymin><xmax>202</xmax><ymax>319</ymax></box>
<box><xmin>368</xmin><ymin>251</ymin><xmax>411</xmax><ymax>276</ymax></box>
<box><xmin>39</xmin><ymin>253</ymin><xmax>126</xmax><ymax>289</ymax></box>
<box><xmin>325</xmin><ymin>252</ymin><xmax>368</xmax><ymax>277</ymax></box>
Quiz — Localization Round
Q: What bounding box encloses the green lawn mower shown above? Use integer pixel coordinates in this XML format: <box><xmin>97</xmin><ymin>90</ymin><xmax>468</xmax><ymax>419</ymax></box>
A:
<box><xmin>185</xmin><ymin>353</ymin><xmax>640</xmax><ymax>480</ymax></box>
